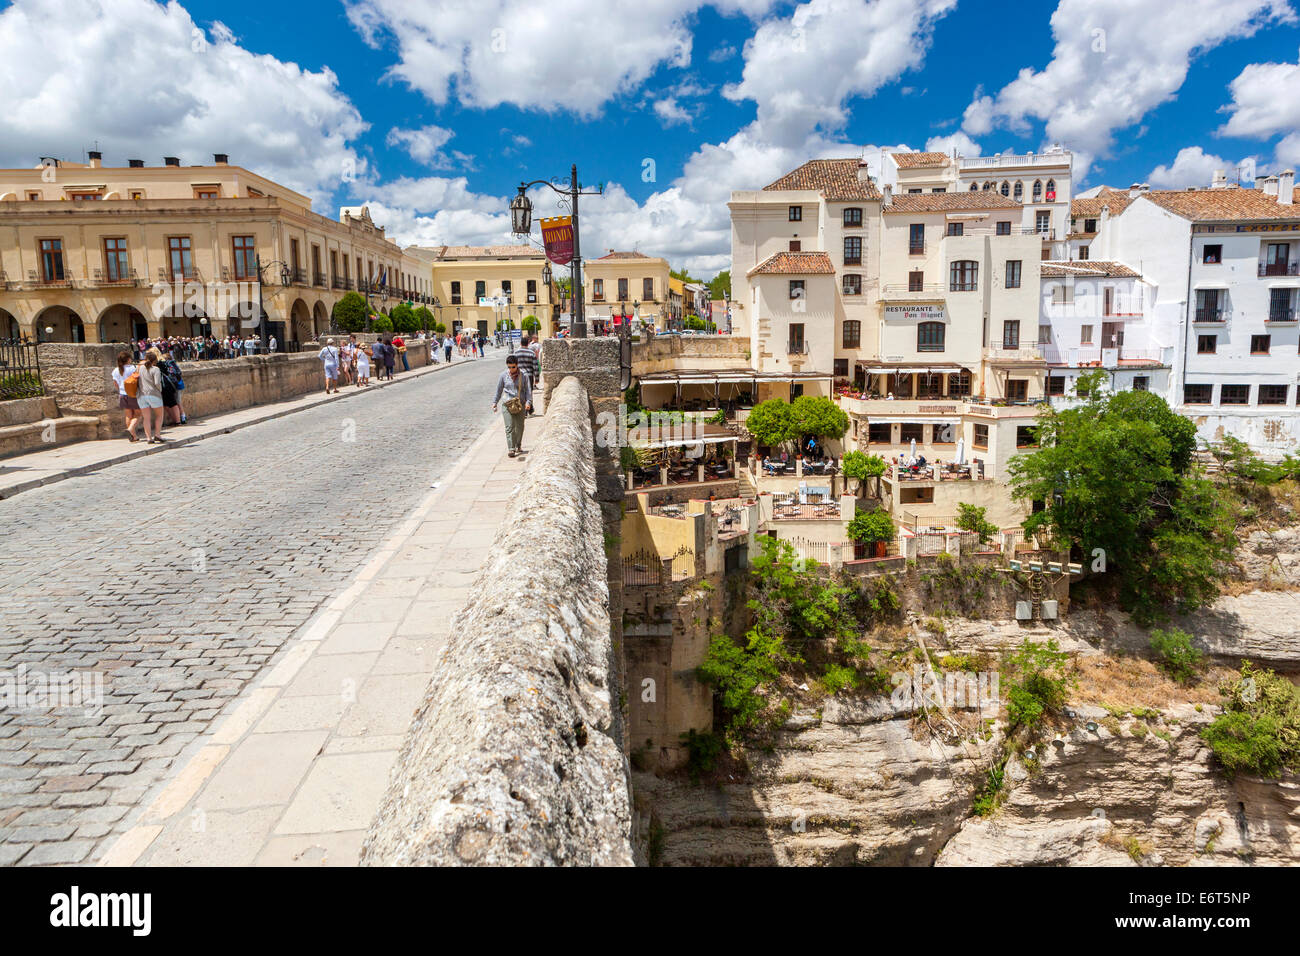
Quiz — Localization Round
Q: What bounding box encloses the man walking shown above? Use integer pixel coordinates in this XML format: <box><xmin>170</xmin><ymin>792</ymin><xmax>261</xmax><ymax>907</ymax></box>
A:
<box><xmin>512</xmin><ymin>335</ymin><xmax>538</xmax><ymax>414</ymax></box>
<box><xmin>443</xmin><ymin>334</ymin><xmax>453</xmax><ymax>364</ymax></box>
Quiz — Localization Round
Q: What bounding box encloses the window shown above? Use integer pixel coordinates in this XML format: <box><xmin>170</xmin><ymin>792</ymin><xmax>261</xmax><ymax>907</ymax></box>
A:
<box><xmin>1051</xmin><ymin>283</ymin><xmax>1073</xmax><ymax>304</ymax></box>
<box><xmin>1184</xmin><ymin>384</ymin><xmax>1213</xmax><ymax>404</ymax></box>
<box><xmin>1195</xmin><ymin>289</ymin><xmax>1223</xmax><ymax>321</ymax></box>
<box><xmin>1047</xmin><ymin>375</ymin><xmax>1066</xmax><ymax>396</ymax></box>
<box><xmin>789</xmin><ymin>279</ymin><xmax>805</xmax><ymax>300</ymax></box>
<box><xmin>910</xmin><ymin>188</ymin><xmax>923</xmax><ymax>194</ymax></box>
<box><xmin>1006</xmin><ymin>379</ymin><xmax>1029</xmax><ymax>403</ymax></box>
<box><xmin>592</xmin><ymin>278</ymin><xmax>604</xmax><ymax>300</ymax></box>
<box><xmin>1260</xmin><ymin>384</ymin><xmax>1289</xmax><ymax>405</ymax></box>
<box><xmin>946</xmin><ymin>221</ymin><xmax>964</xmax><ymax>237</ymax></box>
<box><xmin>618</xmin><ymin>277</ymin><xmax>629</xmax><ymax>301</ymax></box>
<box><xmin>70</xmin><ymin>191</ymin><xmax>102</xmax><ymax>201</ymax></box>
<box><xmin>909</xmin><ymin>223</ymin><xmax>924</xmax><ymax>254</ymax></box>
<box><xmin>1080</xmin><ymin>324</ymin><xmax>1093</xmax><ymax>345</ymax></box>
<box><xmin>932</xmin><ymin>187</ymin><xmax>946</xmax><ymax>193</ymax></box>
<box><xmin>1203</xmin><ymin>244</ymin><xmax>1222</xmax><ymax>264</ymax></box>
<box><xmin>949</xmin><ymin>260</ymin><xmax>978</xmax><ymax>291</ymax></box>
<box><xmin>789</xmin><ymin>240</ymin><xmax>801</xmax><ymax>252</ymax></box>
<box><xmin>1078</xmin><ymin>246</ymin><xmax>1090</xmax><ymax>260</ymax></box>
<box><xmin>168</xmin><ymin>236</ymin><xmax>193</xmax><ymax>279</ymax></box>
<box><xmin>1038</xmin><ymin>324</ymin><xmax>1052</xmax><ymax>344</ymax></box>
<box><xmin>973</xmin><ymin>424</ymin><xmax>989</xmax><ymax>448</ymax></box>
<box><xmin>900</xmin><ymin>423</ymin><xmax>923</xmax><ymax>444</ymax></box>
<box><xmin>948</xmin><ymin>370</ymin><xmax>971</xmax><ymax>396</ymax></box>
<box><xmin>289</xmin><ymin>238</ymin><xmax>300</xmax><ymax>271</ymax></box>
<box><xmin>1045</xmin><ymin>179</ymin><xmax>1056</xmax><ymax>201</ymax></box>
<box><xmin>908</xmin><ymin>271</ymin><xmax>925</xmax><ymax>291</ymax></box>
<box><xmin>501</xmin><ymin>279</ymin><xmax>512</xmax><ymax>300</ymax></box>
<box><xmin>788</xmin><ymin>323</ymin><xmax>805</xmax><ymax>353</ymax></box>
<box><xmin>527</xmin><ymin>279</ymin><xmax>537</xmax><ymax>303</ymax></box>
<box><xmin>843</xmin><ymin>236</ymin><xmax>862</xmax><ymax>264</ymax></box>
<box><xmin>194</xmin><ymin>188</ymin><xmax>219</xmax><ymax>200</ymax></box>
<box><xmin>868</xmin><ymin>423</ymin><xmax>891</xmax><ymax>444</ymax></box>
<box><xmin>450</xmin><ymin>280</ymin><xmax>462</xmax><ymax>305</ymax></box>
<box><xmin>1000</xmin><ymin>182</ymin><xmax>1010</xmax><ymax>197</ymax></box>
<box><xmin>996</xmin><ymin>220</ymin><xmax>1011</xmax><ymax>235</ymax></box>
<box><xmin>129</xmin><ymin>190</ymin><xmax>144</xmax><ymax>200</ymax></box>
<box><xmin>1221</xmin><ymin>384</ymin><xmax>1250</xmax><ymax>405</ymax></box>
<box><xmin>1133</xmin><ymin>376</ymin><xmax>1149</xmax><ymax>392</ymax></box>
<box><xmin>1032</xmin><ymin>180</ymin><xmax>1043</xmax><ymax>203</ymax></box>
<box><xmin>917</xmin><ymin>373</ymin><xmax>943</xmax><ymax>398</ymax></box>
<box><xmin>917</xmin><ymin>321</ymin><xmax>945</xmax><ymax>352</ymax></box>
<box><xmin>1013</xmin><ymin>182</ymin><xmax>1023</xmax><ymax>202</ymax></box>
<box><xmin>1005</xmin><ymin>260</ymin><xmax>1022</xmax><ymax>288</ymax></box>
<box><xmin>842</xmin><ymin>274</ymin><xmax>862</xmax><ymax>296</ymax></box>
<box><xmin>842</xmin><ymin>319</ymin><xmax>861</xmax><ymax>348</ymax></box>
<box><xmin>643</xmin><ymin>277</ymin><xmax>654</xmax><ymax>300</ymax></box>
<box><xmin>1084</xmin><ymin>218</ymin><xmax>1097</xmax><ymax>233</ymax></box>
<box><xmin>1035</xmin><ymin>211</ymin><xmax>1051</xmax><ymax>234</ymax></box>
<box><xmin>968</xmin><ymin>183</ymin><xmax>978</xmax><ymax>191</ymax></box>
<box><xmin>788</xmin><ymin>205</ymin><xmax>802</xmax><ymax>221</ymax></box>
<box><xmin>843</xmin><ymin>207</ymin><xmax>862</xmax><ymax>227</ymax></box>
<box><xmin>38</xmin><ymin>238</ymin><xmax>64</xmax><ymax>281</ymax></box>
<box><xmin>475</xmin><ymin>280</ymin><xmax>486</xmax><ymax>300</ymax></box>
<box><xmin>27</xmin><ymin>191</ymin><xmax>41</xmax><ymax>201</ymax></box>
<box><xmin>1016</xmin><ymin>425</ymin><xmax>1038</xmax><ymax>447</ymax></box>
<box><xmin>329</xmin><ymin>250</ymin><xmax>338</xmax><ymax>284</ymax></box>
<box><xmin>1002</xmin><ymin>320</ymin><xmax>1020</xmax><ymax>349</ymax></box>
<box><xmin>834</xmin><ymin>358</ymin><xmax>849</xmax><ymax>377</ymax></box>
<box><xmin>231</xmin><ymin>235</ymin><xmax>256</xmax><ymax>280</ymax></box>
<box><xmin>103</xmin><ymin>238</ymin><xmax>129</xmax><ymax>282</ymax></box>
<box><xmin>1197</xmin><ymin>334</ymin><xmax>1217</xmax><ymax>354</ymax></box>
<box><xmin>1251</xmin><ymin>334</ymin><xmax>1271</xmax><ymax>354</ymax></box>
<box><xmin>983</xmin><ymin>182</ymin><xmax>993</xmax><ymax>191</ymax></box>
<box><xmin>1270</xmin><ymin>288</ymin><xmax>1295</xmax><ymax>321</ymax></box>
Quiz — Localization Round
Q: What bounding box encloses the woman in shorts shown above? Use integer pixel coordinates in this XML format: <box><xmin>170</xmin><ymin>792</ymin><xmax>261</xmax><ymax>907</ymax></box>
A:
<box><xmin>111</xmin><ymin>350</ymin><xmax>141</xmax><ymax>442</ymax></box>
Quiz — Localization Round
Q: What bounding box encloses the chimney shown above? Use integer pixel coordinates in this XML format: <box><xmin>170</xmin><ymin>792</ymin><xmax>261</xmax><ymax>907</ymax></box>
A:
<box><xmin>164</xmin><ymin>156</ymin><xmax>180</xmax><ymax>167</ymax></box>
<box><xmin>88</xmin><ymin>150</ymin><xmax>102</xmax><ymax>169</ymax></box>
<box><xmin>1211</xmin><ymin>169</ymin><xmax>1227</xmax><ymax>188</ymax></box>
<box><xmin>1262</xmin><ymin>175</ymin><xmax>1279</xmax><ymax>198</ymax></box>
<box><xmin>856</xmin><ymin>159</ymin><xmax>872</xmax><ymax>184</ymax></box>
<box><xmin>1128</xmin><ymin>183</ymin><xmax>1144</xmax><ymax>198</ymax></box>
<box><xmin>882</xmin><ymin>184</ymin><xmax>893</xmax><ymax>206</ymax></box>
<box><xmin>1278</xmin><ymin>169</ymin><xmax>1295</xmax><ymax>205</ymax></box>
<box><xmin>213</xmin><ymin>153</ymin><xmax>229</xmax><ymax>165</ymax></box>
<box><xmin>128</xmin><ymin>159</ymin><xmax>144</xmax><ymax>168</ymax></box>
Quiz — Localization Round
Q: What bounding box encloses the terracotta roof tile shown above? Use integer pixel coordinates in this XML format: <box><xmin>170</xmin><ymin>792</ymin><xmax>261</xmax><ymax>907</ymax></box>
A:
<box><xmin>1070</xmin><ymin>187</ymin><xmax>1132</xmax><ymax>221</ymax></box>
<box><xmin>883</xmin><ymin>191</ymin><xmax>1021</xmax><ymax>213</ymax></box>
<box><xmin>890</xmin><ymin>151</ymin><xmax>951</xmax><ymax>169</ymax></box>
<box><xmin>746</xmin><ymin>251</ymin><xmax>836</xmax><ymax>277</ymax></box>
<box><xmin>1141</xmin><ymin>187</ymin><xmax>1300</xmax><ymax>222</ymax></box>
<box><xmin>763</xmin><ymin>158</ymin><xmax>882</xmax><ymax>201</ymax></box>
<box><xmin>596</xmin><ymin>250</ymin><xmax>652</xmax><ymax>259</ymax></box>
<box><xmin>1040</xmin><ymin>260</ymin><xmax>1140</xmax><ymax>279</ymax></box>
<box><xmin>424</xmin><ymin>244</ymin><xmax>540</xmax><ymax>259</ymax></box>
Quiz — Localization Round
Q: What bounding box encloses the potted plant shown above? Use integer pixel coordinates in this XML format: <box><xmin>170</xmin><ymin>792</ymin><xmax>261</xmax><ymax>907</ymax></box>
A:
<box><xmin>847</xmin><ymin>509</ymin><xmax>895</xmax><ymax>560</ymax></box>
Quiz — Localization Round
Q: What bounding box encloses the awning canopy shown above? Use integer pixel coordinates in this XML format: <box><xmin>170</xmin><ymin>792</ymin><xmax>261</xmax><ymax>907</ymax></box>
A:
<box><xmin>639</xmin><ymin>369</ymin><xmax>833</xmax><ymax>385</ymax></box>
<box><xmin>1268</xmin><ymin>279</ymin><xmax>1300</xmax><ymax>289</ymax></box>
<box><xmin>1193</xmin><ymin>280</ymin><xmax>1230</xmax><ymax>290</ymax></box>
<box><xmin>878</xmin><ymin>417</ymin><xmax>961</xmax><ymax>426</ymax></box>
<box><xmin>856</xmin><ymin>360</ymin><xmax>969</xmax><ymax>375</ymax></box>
<box><xmin>627</xmin><ymin>424</ymin><xmax>740</xmax><ymax>449</ymax></box>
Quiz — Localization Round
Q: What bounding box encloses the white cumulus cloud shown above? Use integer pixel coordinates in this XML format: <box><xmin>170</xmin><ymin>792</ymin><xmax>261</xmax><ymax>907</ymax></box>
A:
<box><xmin>1147</xmin><ymin>146</ymin><xmax>1258</xmax><ymax>188</ymax></box>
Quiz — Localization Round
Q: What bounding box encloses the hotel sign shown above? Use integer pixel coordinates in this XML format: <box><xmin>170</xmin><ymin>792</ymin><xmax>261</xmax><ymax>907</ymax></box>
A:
<box><xmin>884</xmin><ymin>304</ymin><xmax>945</xmax><ymax>321</ymax></box>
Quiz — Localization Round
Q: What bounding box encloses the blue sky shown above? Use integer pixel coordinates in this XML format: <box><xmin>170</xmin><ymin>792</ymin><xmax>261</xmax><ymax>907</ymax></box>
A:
<box><xmin>3</xmin><ymin>0</ymin><xmax>1299</xmax><ymax>274</ymax></box>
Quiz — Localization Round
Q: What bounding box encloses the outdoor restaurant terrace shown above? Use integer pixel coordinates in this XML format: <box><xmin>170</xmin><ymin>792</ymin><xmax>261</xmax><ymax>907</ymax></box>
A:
<box><xmin>637</xmin><ymin>368</ymin><xmax>834</xmax><ymax>412</ymax></box>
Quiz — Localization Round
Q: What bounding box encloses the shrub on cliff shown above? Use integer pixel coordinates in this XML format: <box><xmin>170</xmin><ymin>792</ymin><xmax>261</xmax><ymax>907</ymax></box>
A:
<box><xmin>1002</xmin><ymin>638</ymin><xmax>1075</xmax><ymax>732</ymax></box>
<box><xmin>1202</xmin><ymin>662</ymin><xmax>1300</xmax><ymax>777</ymax></box>
<box><xmin>1148</xmin><ymin>627</ymin><xmax>1203</xmax><ymax>684</ymax></box>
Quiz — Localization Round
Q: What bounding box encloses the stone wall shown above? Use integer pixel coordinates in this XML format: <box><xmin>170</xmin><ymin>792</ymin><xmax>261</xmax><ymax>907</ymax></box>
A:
<box><xmin>361</xmin><ymin>375</ymin><xmax>634</xmax><ymax>866</ymax></box>
<box><xmin>631</xmin><ymin>332</ymin><xmax>751</xmax><ymax>374</ymax></box>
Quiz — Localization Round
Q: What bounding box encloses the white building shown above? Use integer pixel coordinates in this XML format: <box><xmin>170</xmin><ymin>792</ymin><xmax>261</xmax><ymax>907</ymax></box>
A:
<box><xmin>1087</xmin><ymin>170</ymin><xmax>1300</xmax><ymax>452</ymax></box>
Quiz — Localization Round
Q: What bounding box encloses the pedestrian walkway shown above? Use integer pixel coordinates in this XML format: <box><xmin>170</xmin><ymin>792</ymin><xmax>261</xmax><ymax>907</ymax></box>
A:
<box><xmin>97</xmin><ymin>404</ymin><xmax>532</xmax><ymax>866</ymax></box>
<box><xmin>0</xmin><ymin>350</ymin><xmax>486</xmax><ymax>500</ymax></box>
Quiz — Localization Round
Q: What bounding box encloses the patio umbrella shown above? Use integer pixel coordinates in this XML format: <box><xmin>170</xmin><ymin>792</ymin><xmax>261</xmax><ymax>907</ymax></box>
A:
<box><xmin>909</xmin><ymin>438</ymin><xmax>917</xmax><ymax>464</ymax></box>
<box><xmin>955</xmin><ymin>438</ymin><xmax>966</xmax><ymax>466</ymax></box>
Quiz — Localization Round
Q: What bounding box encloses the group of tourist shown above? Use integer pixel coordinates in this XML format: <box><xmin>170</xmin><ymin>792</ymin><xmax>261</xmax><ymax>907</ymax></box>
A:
<box><xmin>130</xmin><ymin>334</ymin><xmax>284</xmax><ymax>362</ymax></box>
<box><xmin>112</xmin><ymin>345</ymin><xmax>188</xmax><ymax>443</ymax></box>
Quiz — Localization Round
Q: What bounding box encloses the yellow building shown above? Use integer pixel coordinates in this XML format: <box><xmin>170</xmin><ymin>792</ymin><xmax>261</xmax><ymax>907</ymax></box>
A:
<box><xmin>0</xmin><ymin>153</ymin><xmax>432</xmax><ymax>344</ymax></box>
<box><xmin>582</xmin><ymin>251</ymin><xmax>670</xmax><ymax>332</ymax></box>
<box><xmin>406</xmin><ymin>244</ymin><xmax>557</xmax><ymax>338</ymax></box>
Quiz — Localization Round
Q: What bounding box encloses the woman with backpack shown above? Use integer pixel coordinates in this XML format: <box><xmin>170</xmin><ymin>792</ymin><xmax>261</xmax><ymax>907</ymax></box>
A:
<box><xmin>136</xmin><ymin>348</ymin><xmax>166</xmax><ymax>443</ymax></box>
<box><xmin>159</xmin><ymin>346</ymin><xmax>186</xmax><ymax>425</ymax></box>
<box><xmin>112</xmin><ymin>350</ymin><xmax>141</xmax><ymax>442</ymax></box>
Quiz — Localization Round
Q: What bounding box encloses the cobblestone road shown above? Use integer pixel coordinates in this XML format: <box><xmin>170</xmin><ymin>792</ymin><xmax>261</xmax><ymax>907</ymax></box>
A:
<box><xmin>0</xmin><ymin>356</ymin><xmax>502</xmax><ymax>865</ymax></box>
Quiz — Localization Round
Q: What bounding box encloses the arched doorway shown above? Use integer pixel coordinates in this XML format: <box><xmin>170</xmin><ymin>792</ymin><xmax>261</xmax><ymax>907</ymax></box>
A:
<box><xmin>1</xmin><ymin>307</ymin><xmax>22</xmax><ymax>341</ymax></box>
<box><xmin>290</xmin><ymin>298</ymin><xmax>312</xmax><ymax>346</ymax></box>
<box><xmin>97</xmin><ymin>304</ymin><xmax>148</xmax><ymax>344</ymax></box>
<box><xmin>311</xmin><ymin>301</ymin><xmax>329</xmax><ymax>342</ymax></box>
<box><xmin>34</xmin><ymin>305</ymin><xmax>85</xmax><ymax>343</ymax></box>
<box><xmin>227</xmin><ymin>301</ymin><xmax>265</xmax><ymax>340</ymax></box>
<box><xmin>161</xmin><ymin>306</ymin><xmax>208</xmax><ymax>339</ymax></box>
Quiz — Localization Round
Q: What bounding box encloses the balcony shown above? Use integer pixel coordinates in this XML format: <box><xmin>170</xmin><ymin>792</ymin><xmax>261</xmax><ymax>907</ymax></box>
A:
<box><xmin>313</xmin><ymin>272</ymin><xmax>327</xmax><ymax>288</ymax></box>
<box><xmin>787</xmin><ymin>342</ymin><xmax>808</xmax><ymax>355</ymax></box>
<box><xmin>1268</xmin><ymin>308</ymin><xmax>1297</xmax><ymax>323</ymax></box>
<box><xmin>1044</xmin><ymin>346</ymin><xmax>1172</xmax><ymax>368</ymax></box>
<box><xmin>1194</xmin><ymin>308</ymin><xmax>1225</xmax><ymax>323</ymax></box>
<box><xmin>92</xmin><ymin>267</ymin><xmax>139</xmax><ymax>287</ymax></box>
<box><xmin>908</xmin><ymin>242</ymin><xmax>925</xmax><ymax>255</ymax></box>
<box><xmin>984</xmin><ymin>343</ymin><xmax>1044</xmax><ymax>365</ymax></box>
<box><xmin>881</xmin><ymin>282</ymin><xmax>944</xmax><ymax>300</ymax></box>
<box><xmin>289</xmin><ymin>267</ymin><xmax>308</xmax><ymax>286</ymax></box>
<box><xmin>1259</xmin><ymin>262</ymin><xmax>1299</xmax><ymax>277</ymax></box>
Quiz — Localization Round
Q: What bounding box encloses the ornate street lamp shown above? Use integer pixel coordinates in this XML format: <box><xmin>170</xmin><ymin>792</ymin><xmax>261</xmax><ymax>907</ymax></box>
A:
<box><xmin>510</xmin><ymin>165</ymin><xmax>603</xmax><ymax>338</ymax></box>
<box><xmin>255</xmin><ymin>254</ymin><xmax>291</xmax><ymax>353</ymax></box>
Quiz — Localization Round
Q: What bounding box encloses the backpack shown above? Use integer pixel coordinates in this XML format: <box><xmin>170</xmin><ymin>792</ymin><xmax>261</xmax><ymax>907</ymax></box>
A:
<box><xmin>123</xmin><ymin>369</ymin><xmax>140</xmax><ymax>398</ymax></box>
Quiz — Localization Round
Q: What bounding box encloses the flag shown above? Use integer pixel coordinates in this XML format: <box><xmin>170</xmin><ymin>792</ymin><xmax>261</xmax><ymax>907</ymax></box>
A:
<box><xmin>540</xmin><ymin>216</ymin><xmax>574</xmax><ymax>266</ymax></box>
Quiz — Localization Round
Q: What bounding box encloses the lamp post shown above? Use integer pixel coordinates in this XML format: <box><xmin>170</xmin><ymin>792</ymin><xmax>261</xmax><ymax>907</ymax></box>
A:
<box><xmin>541</xmin><ymin>261</ymin><xmax>553</xmax><ymax>337</ymax></box>
<box><xmin>510</xmin><ymin>164</ymin><xmax>602</xmax><ymax>338</ymax></box>
<box><xmin>255</xmin><ymin>253</ymin><xmax>290</xmax><ymax>354</ymax></box>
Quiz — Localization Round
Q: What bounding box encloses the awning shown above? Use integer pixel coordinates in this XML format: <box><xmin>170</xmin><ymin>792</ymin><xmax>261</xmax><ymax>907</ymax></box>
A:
<box><xmin>856</xmin><ymin>360</ymin><xmax>969</xmax><ymax>375</ymax></box>
<box><xmin>628</xmin><ymin>433</ymin><xmax>739</xmax><ymax>450</ymax></box>
<box><xmin>639</xmin><ymin>369</ymin><xmax>833</xmax><ymax>385</ymax></box>
<box><xmin>871</xmin><ymin>417</ymin><xmax>961</xmax><ymax>426</ymax></box>
<box><xmin>1268</xmin><ymin>279</ymin><xmax>1300</xmax><ymax>289</ymax></box>
<box><xmin>1193</xmin><ymin>281</ymin><xmax>1229</xmax><ymax>290</ymax></box>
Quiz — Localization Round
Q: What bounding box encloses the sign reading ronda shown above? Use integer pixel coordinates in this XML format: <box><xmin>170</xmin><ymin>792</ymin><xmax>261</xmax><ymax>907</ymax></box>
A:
<box><xmin>883</xmin><ymin>304</ymin><xmax>945</xmax><ymax>321</ymax></box>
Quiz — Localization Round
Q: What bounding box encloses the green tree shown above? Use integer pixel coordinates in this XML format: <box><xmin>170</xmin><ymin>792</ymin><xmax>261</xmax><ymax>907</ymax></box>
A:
<box><xmin>707</xmin><ymin>269</ymin><xmax>731</xmax><ymax>299</ymax></box>
<box><xmin>413</xmin><ymin>306</ymin><xmax>433</xmax><ymax>332</ymax></box>
<box><xmin>670</xmin><ymin>266</ymin><xmax>701</xmax><ymax>283</ymax></box>
<box><xmin>370</xmin><ymin>314</ymin><xmax>393</xmax><ymax>333</ymax></box>
<box><xmin>1007</xmin><ymin>383</ymin><xmax>1233</xmax><ymax>624</ymax></box>
<box><xmin>1002</xmin><ymin>639</ymin><xmax>1075</xmax><ymax>732</ymax></box>
<box><xmin>846</xmin><ymin>509</ymin><xmax>894</xmax><ymax>545</ymax></box>
<box><xmin>683</xmin><ymin>315</ymin><xmax>706</xmax><ymax>331</ymax></box>
<box><xmin>745</xmin><ymin>399</ymin><xmax>796</xmax><ymax>449</ymax></box>
<box><xmin>956</xmin><ymin>503</ymin><xmax>999</xmax><ymax>544</ymax></box>
<box><xmin>1148</xmin><ymin>627</ymin><xmax>1203</xmax><ymax>684</ymax></box>
<box><xmin>790</xmin><ymin>395</ymin><xmax>849</xmax><ymax>446</ymax></box>
<box><xmin>332</xmin><ymin>291</ymin><xmax>368</xmax><ymax>333</ymax></box>
<box><xmin>496</xmin><ymin>318</ymin><xmax>515</xmax><ymax>330</ymax></box>
<box><xmin>522</xmin><ymin>315</ymin><xmax>540</xmax><ymax>333</ymax></box>
<box><xmin>389</xmin><ymin>302</ymin><xmax>417</xmax><ymax>334</ymax></box>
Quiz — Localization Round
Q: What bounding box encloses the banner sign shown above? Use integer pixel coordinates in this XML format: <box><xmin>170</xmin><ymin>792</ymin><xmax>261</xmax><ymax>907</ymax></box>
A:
<box><xmin>883</xmin><ymin>304</ymin><xmax>946</xmax><ymax>321</ymax></box>
<box><xmin>540</xmin><ymin>216</ymin><xmax>574</xmax><ymax>266</ymax></box>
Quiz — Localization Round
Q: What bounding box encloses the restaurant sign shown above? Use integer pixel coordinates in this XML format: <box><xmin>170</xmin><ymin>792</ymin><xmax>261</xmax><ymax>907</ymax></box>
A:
<box><xmin>884</xmin><ymin>304</ymin><xmax>945</xmax><ymax>321</ymax></box>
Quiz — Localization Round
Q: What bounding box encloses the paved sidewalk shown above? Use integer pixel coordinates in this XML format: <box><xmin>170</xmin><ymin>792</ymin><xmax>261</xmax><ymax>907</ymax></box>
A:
<box><xmin>99</xmin><ymin>406</ymin><xmax>529</xmax><ymax>866</ymax></box>
<box><xmin>0</xmin><ymin>351</ymin><xmax>491</xmax><ymax>500</ymax></box>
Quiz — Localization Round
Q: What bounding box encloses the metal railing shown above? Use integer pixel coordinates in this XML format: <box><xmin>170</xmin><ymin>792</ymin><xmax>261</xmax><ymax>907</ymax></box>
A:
<box><xmin>313</xmin><ymin>272</ymin><xmax>327</xmax><ymax>287</ymax></box>
<box><xmin>0</xmin><ymin>339</ymin><xmax>43</xmax><ymax>400</ymax></box>
<box><xmin>882</xmin><ymin>281</ymin><xmax>943</xmax><ymax>297</ymax></box>
<box><xmin>1259</xmin><ymin>262</ymin><xmax>1298</xmax><ymax>277</ymax></box>
<box><xmin>1194</xmin><ymin>308</ymin><xmax>1225</xmax><ymax>323</ymax></box>
<box><xmin>621</xmin><ymin>547</ymin><xmax>695</xmax><ymax>586</ymax></box>
<box><xmin>1268</xmin><ymin>308</ymin><xmax>1297</xmax><ymax>323</ymax></box>
<box><xmin>909</xmin><ymin>242</ymin><xmax>925</xmax><ymax>255</ymax></box>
